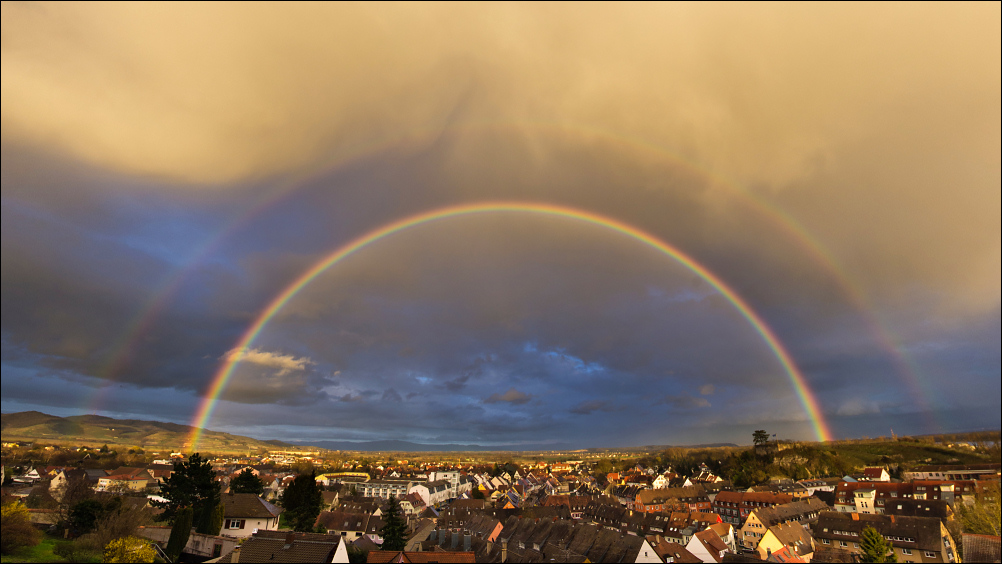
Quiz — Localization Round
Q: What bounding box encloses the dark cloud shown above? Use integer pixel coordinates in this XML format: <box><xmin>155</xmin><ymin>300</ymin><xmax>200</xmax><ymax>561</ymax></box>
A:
<box><xmin>381</xmin><ymin>389</ymin><xmax>403</xmax><ymax>402</ymax></box>
<box><xmin>656</xmin><ymin>395</ymin><xmax>712</xmax><ymax>410</ymax></box>
<box><xmin>569</xmin><ymin>401</ymin><xmax>614</xmax><ymax>415</ymax></box>
<box><xmin>483</xmin><ymin>388</ymin><xmax>533</xmax><ymax>405</ymax></box>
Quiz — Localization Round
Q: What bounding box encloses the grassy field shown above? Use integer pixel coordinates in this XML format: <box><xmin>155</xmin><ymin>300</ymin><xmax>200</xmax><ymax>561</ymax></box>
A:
<box><xmin>0</xmin><ymin>535</ymin><xmax>104</xmax><ymax>564</ymax></box>
<box><xmin>0</xmin><ymin>535</ymin><xmax>64</xmax><ymax>563</ymax></box>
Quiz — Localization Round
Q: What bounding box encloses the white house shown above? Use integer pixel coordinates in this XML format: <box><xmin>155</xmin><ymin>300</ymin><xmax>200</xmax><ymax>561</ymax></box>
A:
<box><xmin>219</xmin><ymin>493</ymin><xmax>283</xmax><ymax>538</ymax></box>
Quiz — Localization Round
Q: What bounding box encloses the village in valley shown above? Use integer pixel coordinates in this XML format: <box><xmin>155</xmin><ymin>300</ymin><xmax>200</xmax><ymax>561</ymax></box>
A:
<box><xmin>2</xmin><ymin>423</ymin><xmax>999</xmax><ymax>563</ymax></box>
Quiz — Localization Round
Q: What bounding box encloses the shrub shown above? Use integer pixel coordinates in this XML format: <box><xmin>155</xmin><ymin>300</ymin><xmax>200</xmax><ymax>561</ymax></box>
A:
<box><xmin>1</xmin><ymin>501</ymin><xmax>42</xmax><ymax>554</ymax></box>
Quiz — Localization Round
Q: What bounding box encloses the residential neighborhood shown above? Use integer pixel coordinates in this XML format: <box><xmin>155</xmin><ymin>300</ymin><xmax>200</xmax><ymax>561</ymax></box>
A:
<box><xmin>2</xmin><ymin>433</ymin><xmax>999</xmax><ymax>563</ymax></box>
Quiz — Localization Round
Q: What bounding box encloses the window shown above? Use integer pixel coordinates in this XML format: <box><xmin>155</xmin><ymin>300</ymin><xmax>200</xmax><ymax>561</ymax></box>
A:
<box><xmin>902</xmin><ymin>549</ymin><xmax>912</xmax><ymax>555</ymax></box>
<box><xmin>925</xmin><ymin>552</ymin><xmax>937</xmax><ymax>558</ymax></box>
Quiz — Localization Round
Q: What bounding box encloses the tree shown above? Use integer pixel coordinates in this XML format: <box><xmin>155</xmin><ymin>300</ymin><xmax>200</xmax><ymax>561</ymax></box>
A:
<box><xmin>956</xmin><ymin>481</ymin><xmax>1001</xmax><ymax>537</ymax></box>
<box><xmin>860</xmin><ymin>525</ymin><xmax>897</xmax><ymax>563</ymax></box>
<box><xmin>380</xmin><ymin>496</ymin><xmax>407</xmax><ymax>551</ymax></box>
<box><xmin>153</xmin><ymin>453</ymin><xmax>221</xmax><ymax>530</ymax></box>
<box><xmin>753</xmin><ymin>430</ymin><xmax>770</xmax><ymax>446</ymax></box>
<box><xmin>201</xmin><ymin>501</ymin><xmax>224</xmax><ymax>536</ymax></box>
<box><xmin>77</xmin><ymin>502</ymin><xmax>153</xmax><ymax>554</ymax></box>
<box><xmin>103</xmin><ymin>536</ymin><xmax>156</xmax><ymax>563</ymax></box>
<box><xmin>70</xmin><ymin>497</ymin><xmax>118</xmax><ymax>535</ymax></box>
<box><xmin>231</xmin><ymin>469</ymin><xmax>265</xmax><ymax>495</ymax></box>
<box><xmin>1</xmin><ymin>501</ymin><xmax>41</xmax><ymax>555</ymax></box>
<box><xmin>165</xmin><ymin>506</ymin><xmax>193</xmax><ymax>562</ymax></box>
<box><xmin>280</xmin><ymin>472</ymin><xmax>324</xmax><ymax>532</ymax></box>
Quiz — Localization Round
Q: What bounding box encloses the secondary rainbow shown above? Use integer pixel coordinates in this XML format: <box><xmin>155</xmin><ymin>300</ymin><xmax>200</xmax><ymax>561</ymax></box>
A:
<box><xmin>188</xmin><ymin>201</ymin><xmax>834</xmax><ymax>448</ymax></box>
<box><xmin>94</xmin><ymin>120</ymin><xmax>932</xmax><ymax>432</ymax></box>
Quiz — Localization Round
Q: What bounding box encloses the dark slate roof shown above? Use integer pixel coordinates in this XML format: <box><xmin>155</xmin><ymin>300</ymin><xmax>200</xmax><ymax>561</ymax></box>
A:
<box><xmin>367</xmin><ymin>551</ymin><xmax>476</xmax><ymax>563</ymax></box>
<box><xmin>221</xmin><ymin>493</ymin><xmax>283</xmax><ymax>519</ymax></box>
<box><xmin>809</xmin><ymin>546</ymin><xmax>858</xmax><ymax>563</ymax></box>
<box><xmin>316</xmin><ymin>510</ymin><xmax>371</xmax><ymax>532</ymax></box>
<box><xmin>766</xmin><ymin>522</ymin><xmax>814</xmax><ymax>554</ymax></box>
<box><xmin>812</xmin><ymin>513</ymin><xmax>948</xmax><ymax>553</ymax></box>
<box><xmin>963</xmin><ymin>534</ymin><xmax>1001</xmax><ymax>563</ymax></box>
<box><xmin>881</xmin><ymin>498</ymin><xmax>953</xmax><ymax>519</ymax></box>
<box><xmin>752</xmin><ymin>498</ymin><xmax>828</xmax><ymax>527</ymax></box>
<box><xmin>217</xmin><ymin>531</ymin><xmax>342</xmax><ymax>563</ymax></box>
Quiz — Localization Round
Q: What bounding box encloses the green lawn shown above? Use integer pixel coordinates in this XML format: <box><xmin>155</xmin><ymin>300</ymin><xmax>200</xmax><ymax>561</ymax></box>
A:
<box><xmin>0</xmin><ymin>535</ymin><xmax>102</xmax><ymax>564</ymax></box>
<box><xmin>1</xmin><ymin>535</ymin><xmax>65</xmax><ymax>563</ymax></box>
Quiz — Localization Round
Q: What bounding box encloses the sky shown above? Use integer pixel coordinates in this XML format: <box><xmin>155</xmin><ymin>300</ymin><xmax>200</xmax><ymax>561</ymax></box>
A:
<box><xmin>2</xmin><ymin>3</ymin><xmax>999</xmax><ymax>448</ymax></box>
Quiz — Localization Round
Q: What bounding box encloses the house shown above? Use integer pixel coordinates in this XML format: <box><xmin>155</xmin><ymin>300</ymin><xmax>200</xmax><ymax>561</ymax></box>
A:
<box><xmin>739</xmin><ymin>498</ymin><xmax>827</xmax><ymax>550</ymax></box>
<box><xmin>904</xmin><ymin>464</ymin><xmax>1001</xmax><ymax>482</ymax></box>
<box><xmin>96</xmin><ymin>468</ymin><xmax>154</xmax><ymax>492</ymax></box>
<box><xmin>712</xmin><ymin>491</ymin><xmax>795</xmax><ymax>526</ymax></box>
<box><xmin>646</xmin><ymin>535</ymin><xmax>703</xmax><ymax>563</ymax></box>
<box><xmin>756</xmin><ymin>522</ymin><xmax>814</xmax><ymax>561</ymax></box>
<box><xmin>217</xmin><ymin>530</ymin><xmax>349</xmax><ymax>563</ymax></box>
<box><xmin>409</xmin><ymin>480</ymin><xmax>451</xmax><ymax>507</ymax></box>
<box><xmin>765</xmin><ymin>545</ymin><xmax>809</xmax><ymax>563</ymax></box>
<box><xmin>358</xmin><ymin>479</ymin><xmax>415</xmax><ymax>500</ymax></box>
<box><xmin>686</xmin><ymin>529</ymin><xmax>731</xmax><ymax>563</ymax></box>
<box><xmin>49</xmin><ymin>468</ymin><xmax>90</xmax><ymax>501</ymax></box>
<box><xmin>811</xmin><ymin>512</ymin><xmax>959</xmax><ymax>563</ymax></box>
<box><xmin>796</xmin><ymin>478</ymin><xmax>840</xmax><ymax>495</ymax></box>
<box><xmin>220</xmin><ymin>493</ymin><xmax>283</xmax><ymax>538</ymax></box>
<box><xmin>882</xmin><ymin>498</ymin><xmax>954</xmax><ymax>520</ymax></box>
<box><xmin>833</xmin><ymin>481</ymin><xmax>912</xmax><ymax>513</ymax></box>
<box><xmin>635</xmin><ymin>486</ymin><xmax>712</xmax><ymax>513</ymax></box>
<box><xmin>316</xmin><ymin>510</ymin><xmax>374</xmax><ymax>541</ymax></box>
<box><xmin>861</xmin><ymin>467</ymin><xmax>891</xmax><ymax>482</ymax></box>
<box><xmin>707</xmin><ymin>522</ymin><xmax>737</xmax><ymax>553</ymax></box>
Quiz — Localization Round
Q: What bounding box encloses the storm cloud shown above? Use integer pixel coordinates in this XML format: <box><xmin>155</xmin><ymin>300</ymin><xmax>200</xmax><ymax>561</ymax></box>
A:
<box><xmin>1</xmin><ymin>3</ymin><xmax>998</xmax><ymax>446</ymax></box>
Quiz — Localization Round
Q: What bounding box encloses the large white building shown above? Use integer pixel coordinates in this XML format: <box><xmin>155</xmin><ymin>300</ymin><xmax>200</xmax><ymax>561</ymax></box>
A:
<box><xmin>357</xmin><ymin>479</ymin><xmax>414</xmax><ymax>499</ymax></box>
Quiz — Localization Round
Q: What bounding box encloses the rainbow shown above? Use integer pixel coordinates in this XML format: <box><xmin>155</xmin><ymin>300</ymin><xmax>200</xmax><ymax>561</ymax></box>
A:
<box><xmin>188</xmin><ymin>201</ymin><xmax>835</xmax><ymax>449</ymax></box>
<box><xmin>95</xmin><ymin>122</ymin><xmax>935</xmax><ymax>435</ymax></box>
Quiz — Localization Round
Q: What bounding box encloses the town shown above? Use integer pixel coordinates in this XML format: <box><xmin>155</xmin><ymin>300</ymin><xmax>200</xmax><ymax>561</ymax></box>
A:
<box><xmin>2</xmin><ymin>429</ymin><xmax>999</xmax><ymax>563</ymax></box>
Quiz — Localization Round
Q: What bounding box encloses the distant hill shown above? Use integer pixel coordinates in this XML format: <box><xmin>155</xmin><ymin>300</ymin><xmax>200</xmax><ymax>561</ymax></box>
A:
<box><xmin>0</xmin><ymin>411</ymin><xmax>293</xmax><ymax>453</ymax></box>
<box><xmin>0</xmin><ymin>411</ymin><xmax>745</xmax><ymax>454</ymax></box>
<box><xmin>294</xmin><ymin>439</ymin><xmax>582</xmax><ymax>452</ymax></box>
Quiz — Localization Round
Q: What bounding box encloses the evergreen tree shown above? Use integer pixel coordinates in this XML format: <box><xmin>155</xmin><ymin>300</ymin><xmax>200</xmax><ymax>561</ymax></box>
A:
<box><xmin>198</xmin><ymin>502</ymin><xmax>224</xmax><ymax>535</ymax></box>
<box><xmin>165</xmin><ymin>506</ymin><xmax>192</xmax><ymax>562</ymax></box>
<box><xmin>231</xmin><ymin>469</ymin><xmax>265</xmax><ymax>495</ymax></box>
<box><xmin>860</xmin><ymin>526</ymin><xmax>897</xmax><ymax>563</ymax></box>
<box><xmin>380</xmin><ymin>496</ymin><xmax>407</xmax><ymax>551</ymax></box>
<box><xmin>152</xmin><ymin>453</ymin><xmax>222</xmax><ymax>530</ymax></box>
<box><xmin>280</xmin><ymin>472</ymin><xmax>324</xmax><ymax>532</ymax></box>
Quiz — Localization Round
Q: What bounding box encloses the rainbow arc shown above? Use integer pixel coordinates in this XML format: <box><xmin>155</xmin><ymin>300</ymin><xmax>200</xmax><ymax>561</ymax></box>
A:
<box><xmin>188</xmin><ymin>201</ymin><xmax>834</xmax><ymax>449</ymax></box>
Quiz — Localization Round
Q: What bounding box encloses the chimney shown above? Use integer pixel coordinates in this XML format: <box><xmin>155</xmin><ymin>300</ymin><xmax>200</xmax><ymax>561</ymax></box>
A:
<box><xmin>452</xmin><ymin>530</ymin><xmax>459</xmax><ymax>549</ymax></box>
<box><xmin>464</xmin><ymin>533</ymin><xmax>472</xmax><ymax>551</ymax></box>
<box><xmin>231</xmin><ymin>546</ymin><xmax>241</xmax><ymax>563</ymax></box>
<box><xmin>890</xmin><ymin>515</ymin><xmax>896</xmax><ymax>523</ymax></box>
<box><xmin>501</xmin><ymin>538</ymin><xmax>508</xmax><ymax>563</ymax></box>
<box><xmin>851</xmin><ymin>513</ymin><xmax>859</xmax><ymax>521</ymax></box>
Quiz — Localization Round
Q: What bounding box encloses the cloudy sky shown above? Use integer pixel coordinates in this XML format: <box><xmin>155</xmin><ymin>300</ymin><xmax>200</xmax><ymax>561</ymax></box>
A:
<box><xmin>2</xmin><ymin>3</ymin><xmax>999</xmax><ymax>447</ymax></box>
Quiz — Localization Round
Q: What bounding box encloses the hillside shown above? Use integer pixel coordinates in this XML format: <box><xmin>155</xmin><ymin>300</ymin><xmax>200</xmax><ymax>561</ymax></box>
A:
<box><xmin>0</xmin><ymin>411</ymin><xmax>292</xmax><ymax>453</ymax></box>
